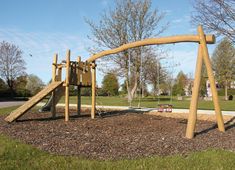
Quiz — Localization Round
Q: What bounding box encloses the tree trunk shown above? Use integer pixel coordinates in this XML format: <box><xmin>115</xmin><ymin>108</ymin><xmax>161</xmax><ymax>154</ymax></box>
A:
<box><xmin>153</xmin><ymin>83</ymin><xmax>158</xmax><ymax>97</ymax></box>
<box><xmin>225</xmin><ymin>80</ymin><xmax>228</xmax><ymax>101</ymax></box>
<box><xmin>125</xmin><ymin>71</ymin><xmax>139</xmax><ymax>104</ymax></box>
<box><xmin>131</xmin><ymin>72</ymin><xmax>139</xmax><ymax>99</ymax></box>
<box><xmin>7</xmin><ymin>79</ymin><xmax>14</xmax><ymax>98</ymax></box>
<box><xmin>125</xmin><ymin>67</ymin><xmax>131</xmax><ymax>103</ymax></box>
<box><xmin>142</xmin><ymin>87</ymin><xmax>144</xmax><ymax>98</ymax></box>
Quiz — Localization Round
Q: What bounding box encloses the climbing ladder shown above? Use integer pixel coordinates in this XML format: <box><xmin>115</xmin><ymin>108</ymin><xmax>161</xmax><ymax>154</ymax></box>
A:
<box><xmin>5</xmin><ymin>81</ymin><xmax>63</xmax><ymax>122</ymax></box>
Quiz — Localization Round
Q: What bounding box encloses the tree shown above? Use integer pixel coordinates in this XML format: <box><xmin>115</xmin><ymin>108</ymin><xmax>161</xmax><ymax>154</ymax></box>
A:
<box><xmin>212</xmin><ymin>38</ymin><xmax>235</xmax><ymax>100</ymax></box>
<box><xmin>197</xmin><ymin>63</ymin><xmax>208</xmax><ymax>97</ymax></box>
<box><xmin>86</xmin><ymin>0</ymin><xmax>168</xmax><ymax>102</ymax></box>
<box><xmin>102</xmin><ymin>73</ymin><xmax>119</xmax><ymax>96</ymax></box>
<box><xmin>0</xmin><ymin>41</ymin><xmax>26</xmax><ymax>97</ymax></box>
<box><xmin>143</xmin><ymin>53</ymin><xmax>168</xmax><ymax>96</ymax></box>
<box><xmin>81</xmin><ymin>87</ymin><xmax>91</xmax><ymax>96</ymax></box>
<box><xmin>191</xmin><ymin>0</ymin><xmax>235</xmax><ymax>43</ymax></box>
<box><xmin>172</xmin><ymin>71</ymin><xmax>188</xmax><ymax>96</ymax></box>
<box><xmin>120</xmin><ymin>80</ymin><xmax>128</xmax><ymax>95</ymax></box>
<box><xmin>185</xmin><ymin>73</ymin><xmax>193</xmax><ymax>96</ymax></box>
<box><xmin>15</xmin><ymin>75</ymin><xmax>28</xmax><ymax>97</ymax></box>
<box><xmin>0</xmin><ymin>78</ymin><xmax>9</xmax><ymax>97</ymax></box>
<box><xmin>26</xmin><ymin>74</ymin><xmax>45</xmax><ymax>96</ymax></box>
<box><xmin>0</xmin><ymin>78</ymin><xmax>7</xmax><ymax>90</ymax></box>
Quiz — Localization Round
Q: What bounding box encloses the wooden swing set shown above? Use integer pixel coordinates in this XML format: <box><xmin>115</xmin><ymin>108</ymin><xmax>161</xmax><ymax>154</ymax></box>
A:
<box><xmin>5</xmin><ymin>25</ymin><xmax>225</xmax><ymax>139</ymax></box>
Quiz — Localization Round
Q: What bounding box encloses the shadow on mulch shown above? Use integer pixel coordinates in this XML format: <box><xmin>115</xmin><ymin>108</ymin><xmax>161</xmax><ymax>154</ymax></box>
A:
<box><xmin>16</xmin><ymin>114</ymin><xmax>89</xmax><ymax>122</ymax></box>
<box><xmin>195</xmin><ymin>124</ymin><xmax>218</xmax><ymax>136</ymax></box>
<box><xmin>1</xmin><ymin>109</ymin><xmax>235</xmax><ymax>160</ymax></box>
<box><xmin>194</xmin><ymin>116</ymin><xmax>235</xmax><ymax>137</ymax></box>
<box><xmin>16</xmin><ymin>109</ymin><xmax>147</xmax><ymax>122</ymax></box>
<box><xmin>225</xmin><ymin>116</ymin><xmax>235</xmax><ymax>130</ymax></box>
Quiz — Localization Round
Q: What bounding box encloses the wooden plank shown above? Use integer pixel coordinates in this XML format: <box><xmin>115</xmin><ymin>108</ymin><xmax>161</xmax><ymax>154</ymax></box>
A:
<box><xmin>70</xmin><ymin>62</ymin><xmax>78</xmax><ymax>85</ymax></box>
<box><xmin>86</xmin><ymin>35</ymin><xmax>215</xmax><ymax>62</ymax></box>
<box><xmin>186</xmin><ymin>45</ymin><xmax>203</xmax><ymax>139</ymax></box>
<box><xmin>57</xmin><ymin>68</ymin><xmax>62</xmax><ymax>81</ymax></box>
<box><xmin>82</xmin><ymin>62</ymin><xmax>92</xmax><ymax>86</ymax></box>
<box><xmin>77</xmin><ymin>56</ymin><xmax>81</xmax><ymax>116</ymax></box>
<box><xmin>68</xmin><ymin>60</ymin><xmax>91</xmax><ymax>87</ymax></box>
<box><xmin>54</xmin><ymin>86</ymin><xmax>65</xmax><ymax>104</ymax></box>
<box><xmin>5</xmin><ymin>81</ymin><xmax>63</xmax><ymax>122</ymax></box>
<box><xmin>51</xmin><ymin>53</ymin><xmax>58</xmax><ymax>118</ymax></box>
<box><xmin>77</xmin><ymin>86</ymin><xmax>81</xmax><ymax>115</ymax></box>
<box><xmin>77</xmin><ymin>60</ymin><xmax>83</xmax><ymax>85</ymax></box>
<box><xmin>65</xmin><ymin>50</ymin><xmax>70</xmax><ymax>121</ymax></box>
<box><xmin>91</xmin><ymin>62</ymin><xmax>96</xmax><ymax>119</ymax></box>
<box><xmin>198</xmin><ymin>25</ymin><xmax>225</xmax><ymax>132</ymax></box>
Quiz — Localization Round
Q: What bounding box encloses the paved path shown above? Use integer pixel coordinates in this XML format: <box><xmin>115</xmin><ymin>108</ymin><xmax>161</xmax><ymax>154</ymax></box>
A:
<box><xmin>0</xmin><ymin>101</ymin><xmax>25</xmax><ymax>108</ymax></box>
<box><xmin>1</xmin><ymin>101</ymin><xmax>234</xmax><ymax>116</ymax></box>
<box><xmin>36</xmin><ymin>103</ymin><xmax>235</xmax><ymax>116</ymax></box>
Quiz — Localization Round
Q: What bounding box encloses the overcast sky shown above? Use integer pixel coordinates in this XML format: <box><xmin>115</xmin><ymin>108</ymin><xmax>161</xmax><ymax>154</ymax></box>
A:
<box><xmin>0</xmin><ymin>0</ymin><xmax>216</xmax><ymax>85</ymax></box>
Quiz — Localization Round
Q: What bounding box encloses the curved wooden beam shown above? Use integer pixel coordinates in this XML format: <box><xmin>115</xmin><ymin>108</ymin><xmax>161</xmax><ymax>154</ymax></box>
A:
<box><xmin>86</xmin><ymin>34</ymin><xmax>215</xmax><ymax>62</ymax></box>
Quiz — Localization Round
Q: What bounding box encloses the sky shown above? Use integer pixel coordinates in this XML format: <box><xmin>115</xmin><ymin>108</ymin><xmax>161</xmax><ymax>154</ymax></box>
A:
<box><xmin>0</xmin><ymin>0</ymin><xmax>217</xmax><ymax>86</ymax></box>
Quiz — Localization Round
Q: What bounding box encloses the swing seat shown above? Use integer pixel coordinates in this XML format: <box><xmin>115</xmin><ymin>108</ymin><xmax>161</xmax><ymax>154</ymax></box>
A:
<box><xmin>158</xmin><ymin>104</ymin><xmax>173</xmax><ymax>113</ymax></box>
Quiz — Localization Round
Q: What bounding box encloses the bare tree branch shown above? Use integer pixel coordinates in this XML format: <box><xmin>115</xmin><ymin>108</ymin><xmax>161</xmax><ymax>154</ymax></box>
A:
<box><xmin>0</xmin><ymin>41</ymin><xmax>26</xmax><ymax>96</ymax></box>
<box><xmin>191</xmin><ymin>0</ymin><xmax>235</xmax><ymax>43</ymax></box>
<box><xmin>86</xmin><ymin>0</ymin><xmax>168</xmax><ymax>101</ymax></box>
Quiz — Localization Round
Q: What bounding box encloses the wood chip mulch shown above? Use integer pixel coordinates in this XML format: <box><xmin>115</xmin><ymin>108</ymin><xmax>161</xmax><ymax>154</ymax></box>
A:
<box><xmin>1</xmin><ymin>109</ymin><xmax>235</xmax><ymax>160</ymax></box>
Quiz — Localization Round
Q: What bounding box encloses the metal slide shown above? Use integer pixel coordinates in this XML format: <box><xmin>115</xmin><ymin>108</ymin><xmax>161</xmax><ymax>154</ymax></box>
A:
<box><xmin>39</xmin><ymin>86</ymin><xmax>64</xmax><ymax>112</ymax></box>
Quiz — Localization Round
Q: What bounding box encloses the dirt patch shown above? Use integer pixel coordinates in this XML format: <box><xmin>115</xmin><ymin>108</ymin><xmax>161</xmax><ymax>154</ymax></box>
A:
<box><xmin>1</xmin><ymin>109</ymin><xmax>235</xmax><ymax>160</ymax></box>
<box><xmin>146</xmin><ymin>111</ymin><xmax>234</xmax><ymax>122</ymax></box>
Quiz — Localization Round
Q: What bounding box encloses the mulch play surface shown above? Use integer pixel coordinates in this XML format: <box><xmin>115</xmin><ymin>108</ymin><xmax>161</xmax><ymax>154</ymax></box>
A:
<box><xmin>1</xmin><ymin>109</ymin><xmax>235</xmax><ymax>160</ymax></box>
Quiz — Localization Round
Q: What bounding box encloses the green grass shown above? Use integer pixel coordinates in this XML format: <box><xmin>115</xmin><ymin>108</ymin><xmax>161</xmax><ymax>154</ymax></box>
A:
<box><xmin>0</xmin><ymin>106</ymin><xmax>19</xmax><ymax>115</ymax></box>
<box><xmin>1</xmin><ymin>133</ymin><xmax>235</xmax><ymax>170</ymax></box>
<box><xmin>0</xmin><ymin>105</ymin><xmax>41</xmax><ymax>116</ymax></box>
<box><xmin>58</xmin><ymin>96</ymin><xmax>235</xmax><ymax>111</ymax></box>
<box><xmin>1</xmin><ymin>107</ymin><xmax>235</xmax><ymax>169</ymax></box>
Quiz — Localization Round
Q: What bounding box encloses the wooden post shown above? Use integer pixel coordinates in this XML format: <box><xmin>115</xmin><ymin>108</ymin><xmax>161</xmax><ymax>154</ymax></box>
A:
<box><xmin>57</xmin><ymin>68</ymin><xmax>62</xmax><ymax>81</ymax></box>
<box><xmin>51</xmin><ymin>53</ymin><xmax>58</xmax><ymax>118</ymax></box>
<box><xmin>65</xmin><ymin>50</ymin><xmax>70</xmax><ymax>121</ymax></box>
<box><xmin>198</xmin><ymin>25</ymin><xmax>225</xmax><ymax>132</ymax></box>
<box><xmin>77</xmin><ymin>56</ymin><xmax>81</xmax><ymax>115</ymax></box>
<box><xmin>91</xmin><ymin>61</ymin><xmax>96</xmax><ymax>119</ymax></box>
<box><xmin>77</xmin><ymin>86</ymin><xmax>81</xmax><ymax>115</ymax></box>
<box><xmin>86</xmin><ymin>35</ymin><xmax>215</xmax><ymax>63</ymax></box>
<box><xmin>186</xmin><ymin>45</ymin><xmax>203</xmax><ymax>139</ymax></box>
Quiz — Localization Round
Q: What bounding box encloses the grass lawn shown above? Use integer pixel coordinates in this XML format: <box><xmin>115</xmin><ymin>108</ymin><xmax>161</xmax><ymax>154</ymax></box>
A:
<box><xmin>58</xmin><ymin>96</ymin><xmax>235</xmax><ymax>111</ymax></box>
<box><xmin>1</xmin><ymin>107</ymin><xmax>235</xmax><ymax>169</ymax></box>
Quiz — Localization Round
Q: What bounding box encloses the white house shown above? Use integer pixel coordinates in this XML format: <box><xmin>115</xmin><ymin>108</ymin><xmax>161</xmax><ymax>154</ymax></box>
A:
<box><xmin>206</xmin><ymin>80</ymin><xmax>220</xmax><ymax>97</ymax></box>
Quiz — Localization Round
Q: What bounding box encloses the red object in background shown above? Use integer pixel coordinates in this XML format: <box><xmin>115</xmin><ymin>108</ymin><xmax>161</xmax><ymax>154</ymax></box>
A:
<box><xmin>158</xmin><ymin>104</ymin><xmax>173</xmax><ymax>113</ymax></box>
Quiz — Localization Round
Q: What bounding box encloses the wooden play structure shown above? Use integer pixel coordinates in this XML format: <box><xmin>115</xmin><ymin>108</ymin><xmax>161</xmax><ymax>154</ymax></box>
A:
<box><xmin>5</xmin><ymin>25</ymin><xmax>225</xmax><ymax>139</ymax></box>
<box><xmin>5</xmin><ymin>50</ymin><xmax>93</xmax><ymax>122</ymax></box>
